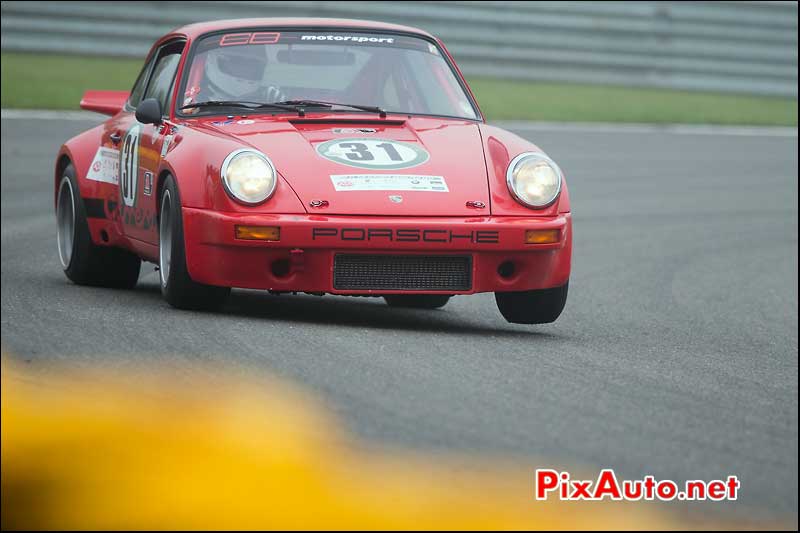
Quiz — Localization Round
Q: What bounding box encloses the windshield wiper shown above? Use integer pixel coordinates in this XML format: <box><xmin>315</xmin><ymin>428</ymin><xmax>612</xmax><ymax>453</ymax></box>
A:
<box><xmin>181</xmin><ymin>99</ymin><xmax>388</xmax><ymax>118</ymax></box>
<box><xmin>275</xmin><ymin>99</ymin><xmax>387</xmax><ymax>118</ymax></box>
<box><xmin>180</xmin><ymin>100</ymin><xmax>304</xmax><ymax>115</ymax></box>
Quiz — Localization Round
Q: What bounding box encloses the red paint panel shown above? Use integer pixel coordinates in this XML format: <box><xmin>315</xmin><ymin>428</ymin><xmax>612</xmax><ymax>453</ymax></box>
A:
<box><xmin>79</xmin><ymin>90</ymin><xmax>129</xmax><ymax>116</ymax></box>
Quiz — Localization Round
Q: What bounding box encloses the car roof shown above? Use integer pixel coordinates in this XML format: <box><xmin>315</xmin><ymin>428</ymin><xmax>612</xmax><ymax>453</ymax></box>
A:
<box><xmin>171</xmin><ymin>17</ymin><xmax>435</xmax><ymax>40</ymax></box>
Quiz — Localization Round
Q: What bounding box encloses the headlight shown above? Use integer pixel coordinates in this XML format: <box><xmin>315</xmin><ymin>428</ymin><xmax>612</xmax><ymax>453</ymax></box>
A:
<box><xmin>506</xmin><ymin>152</ymin><xmax>563</xmax><ymax>208</ymax></box>
<box><xmin>221</xmin><ymin>149</ymin><xmax>277</xmax><ymax>205</ymax></box>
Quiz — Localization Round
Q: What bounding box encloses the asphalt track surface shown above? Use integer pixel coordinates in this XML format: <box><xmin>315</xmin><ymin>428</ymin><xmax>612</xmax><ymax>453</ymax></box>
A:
<box><xmin>2</xmin><ymin>115</ymin><xmax>797</xmax><ymax>523</ymax></box>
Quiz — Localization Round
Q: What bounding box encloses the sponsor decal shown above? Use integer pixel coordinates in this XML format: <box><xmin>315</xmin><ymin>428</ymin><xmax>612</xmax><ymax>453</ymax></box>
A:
<box><xmin>122</xmin><ymin>205</ymin><xmax>156</xmax><ymax>230</ymax></box>
<box><xmin>301</xmin><ymin>35</ymin><xmax>394</xmax><ymax>44</ymax></box>
<box><xmin>211</xmin><ymin>120</ymin><xmax>234</xmax><ymax>126</ymax></box>
<box><xmin>237</xmin><ymin>119</ymin><xmax>255</xmax><ymax>125</ymax></box>
<box><xmin>332</xmin><ymin>128</ymin><xmax>376</xmax><ymax>134</ymax></box>
<box><xmin>161</xmin><ymin>135</ymin><xmax>173</xmax><ymax>157</ymax></box>
<box><xmin>330</xmin><ymin>174</ymin><xmax>448</xmax><ymax>192</ymax></box>
<box><xmin>183</xmin><ymin>86</ymin><xmax>200</xmax><ymax>107</ymax></box>
<box><xmin>86</xmin><ymin>147</ymin><xmax>120</xmax><ymax>184</ymax></box>
<box><xmin>88</xmin><ymin>196</ymin><xmax>155</xmax><ymax>230</ymax></box>
<box><xmin>317</xmin><ymin>138</ymin><xmax>429</xmax><ymax>170</ymax></box>
<box><xmin>119</xmin><ymin>124</ymin><xmax>141</xmax><ymax>208</ymax></box>
<box><xmin>312</xmin><ymin>227</ymin><xmax>499</xmax><ymax>244</ymax></box>
<box><xmin>143</xmin><ymin>171</ymin><xmax>153</xmax><ymax>196</ymax></box>
<box><xmin>220</xmin><ymin>32</ymin><xmax>281</xmax><ymax>46</ymax></box>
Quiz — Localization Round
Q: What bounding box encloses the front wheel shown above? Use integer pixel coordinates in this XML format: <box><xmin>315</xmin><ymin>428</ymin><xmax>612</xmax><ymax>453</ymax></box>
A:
<box><xmin>495</xmin><ymin>282</ymin><xmax>568</xmax><ymax>324</ymax></box>
<box><xmin>383</xmin><ymin>294</ymin><xmax>452</xmax><ymax>309</ymax></box>
<box><xmin>158</xmin><ymin>175</ymin><xmax>230</xmax><ymax>310</ymax></box>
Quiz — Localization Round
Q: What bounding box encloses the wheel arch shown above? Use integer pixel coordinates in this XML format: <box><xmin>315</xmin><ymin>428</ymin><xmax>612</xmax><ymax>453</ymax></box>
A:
<box><xmin>56</xmin><ymin>123</ymin><xmax>106</xmax><ymax>199</ymax></box>
<box><xmin>54</xmin><ymin>151</ymin><xmax>73</xmax><ymax>207</ymax></box>
<box><xmin>155</xmin><ymin>168</ymin><xmax>174</xmax><ymax>223</ymax></box>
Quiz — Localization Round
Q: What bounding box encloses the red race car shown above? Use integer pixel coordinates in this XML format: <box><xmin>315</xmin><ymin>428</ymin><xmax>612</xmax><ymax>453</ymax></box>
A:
<box><xmin>55</xmin><ymin>18</ymin><xmax>571</xmax><ymax>324</ymax></box>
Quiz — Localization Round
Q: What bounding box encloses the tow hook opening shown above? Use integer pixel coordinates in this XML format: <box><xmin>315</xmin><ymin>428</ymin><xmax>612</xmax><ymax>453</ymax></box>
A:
<box><xmin>271</xmin><ymin>258</ymin><xmax>291</xmax><ymax>278</ymax></box>
<box><xmin>272</xmin><ymin>249</ymin><xmax>305</xmax><ymax>279</ymax></box>
<box><xmin>498</xmin><ymin>261</ymin><xmax>516</xmax><ymax>279</ymax></box>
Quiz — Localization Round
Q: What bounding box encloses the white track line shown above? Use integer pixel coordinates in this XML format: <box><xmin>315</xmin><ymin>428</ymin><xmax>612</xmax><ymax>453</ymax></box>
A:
<box><xmin>1</xmin><ymin>109</ymin><xmax>106</xmax><ymax>121</ymax></box>
<box><xmin>2</xmin><ymin>109</ymin><xmax>796</xmax><ymax>137</ymax></box>
<box><xmin>493</xmin><ymin>120</ymin><xmax>797</xmax><ymax>137</ymax></box>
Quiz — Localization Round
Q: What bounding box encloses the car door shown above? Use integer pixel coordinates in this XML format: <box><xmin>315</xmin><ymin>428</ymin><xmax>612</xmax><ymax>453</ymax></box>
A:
<box><xmin>119</xmin><ymin>40</ymin><xmax>185</xmax><ymax>246</ymax></box>
<box><xmin>97</xmin><ymin>50</ymin><xmax>155</xmax><ymax>237</ymax></box>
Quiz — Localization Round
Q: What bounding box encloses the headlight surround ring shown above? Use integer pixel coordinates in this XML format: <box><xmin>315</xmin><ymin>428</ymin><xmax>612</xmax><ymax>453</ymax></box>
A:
<box><xmin>220</xmin><ymin>149</ymin><xmax>277</xmax><ymax>206</ymax></box>
<box><xmin>506</xmin><ymin>152</ymin><xmax>563</xmax><ymax>209</ymax></box>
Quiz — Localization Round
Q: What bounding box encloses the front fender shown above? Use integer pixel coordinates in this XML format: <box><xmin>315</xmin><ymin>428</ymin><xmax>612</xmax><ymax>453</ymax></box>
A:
<box><xmin>159</xmin><ymin>126</ymin><xmax>306</xmax><ymax>214</ymax></box>
<box><xmin>479</xmin><ymin>124</ymin><xmax>570</xmax><ymax>216</ymax></box>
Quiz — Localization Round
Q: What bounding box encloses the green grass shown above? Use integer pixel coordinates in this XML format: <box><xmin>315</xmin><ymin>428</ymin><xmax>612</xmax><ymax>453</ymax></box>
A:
<box><xmin>2</xmin><ymin>52</ymin><xmax>797</xmax><ymax>126</ymax></box>
<box><xmin>469</xmin><ymin>78</ymin><xmax>797</xmax><ymax>126</ymax></box>
<box><xmin>2</xmin><ymin>52</ymin><xmax>143</xmax><ymax>110</ymax></box>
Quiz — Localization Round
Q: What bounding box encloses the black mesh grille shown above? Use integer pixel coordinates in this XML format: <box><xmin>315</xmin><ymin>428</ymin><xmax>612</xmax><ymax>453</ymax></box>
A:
<box><xmin>333</xmin><ymin>254</ymin><xmax>472</xmax><ymax>291</ymax></box>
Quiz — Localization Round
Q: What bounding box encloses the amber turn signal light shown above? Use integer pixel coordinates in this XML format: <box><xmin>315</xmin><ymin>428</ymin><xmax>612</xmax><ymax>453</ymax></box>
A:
<box><xmin>525</xmin><ymin>229</ymin><xmax>560</xmax><ymax>244</ymax></box>
<box><xmin>235</xmin><ymin>225</ymin><xmax>280</xmax><ymax>241</ymax></box>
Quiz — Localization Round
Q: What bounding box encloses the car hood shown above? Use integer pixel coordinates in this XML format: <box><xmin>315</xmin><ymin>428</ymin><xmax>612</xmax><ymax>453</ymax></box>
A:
<box><xmin>197</xmin><ymin>115</ymin><xmax>490</xmax><ymax>216</ymax></box>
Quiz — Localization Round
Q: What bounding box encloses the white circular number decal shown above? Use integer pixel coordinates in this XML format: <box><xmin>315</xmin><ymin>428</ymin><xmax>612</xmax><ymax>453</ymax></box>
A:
<box><xmin>316</xmin><ymin>138</ymin><xmax>429</xmax><ymax>169</ymax></box>
<box><xmin>120</xmin><ymin>124</ymin><xmax>141</xmax><ymax>207</ymax></box>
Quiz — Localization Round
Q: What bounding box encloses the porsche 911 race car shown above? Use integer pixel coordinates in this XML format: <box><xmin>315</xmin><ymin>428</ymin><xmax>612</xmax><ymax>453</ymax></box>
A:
<box><xmin>55</xmin><ymin>18</ymin><xmax>571</xmax><ymax>324</ymax></box>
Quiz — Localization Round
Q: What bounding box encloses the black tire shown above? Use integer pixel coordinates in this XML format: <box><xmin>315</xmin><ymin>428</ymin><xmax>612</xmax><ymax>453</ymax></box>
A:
<box><xmin>383</xmin><ymin>294</ymin><xmax>452</xmax><ymax>309</ymax></box>
<box><xmin>56</xmin><ymin>164</ymin><xmax>140</xmax><ymax>288</ymax></box>
<box><xmin>495</xmin><ymin>282</ymin><xmax>568</xmax><ymax>324</ymax></box>
<box><xmin>158</xmin><ymin>175</ymin><xmax>230</xmax><ymax>310</ymax></box>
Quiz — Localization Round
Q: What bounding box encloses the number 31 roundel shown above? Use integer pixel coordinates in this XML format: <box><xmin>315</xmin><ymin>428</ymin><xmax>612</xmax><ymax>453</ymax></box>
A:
<box><xmin>119</xmin><ymin>125</ymin><xmax>141</xmax><ymax>207</ymax></box>
<box><xmin>316</xmin><ymin>138</ymin><xmax>429</xmax><ymax>170</ymax></box>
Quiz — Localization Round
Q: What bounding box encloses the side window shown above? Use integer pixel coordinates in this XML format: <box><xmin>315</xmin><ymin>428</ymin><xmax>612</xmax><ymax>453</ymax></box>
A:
<box><xmin>128</xmin><ymin>58</ymin><xmax>154</xmax><ymax>109</ymax></box>
<box><xmin>142</xmin><ymin>42</ymin><xmax>185</xmax><ymax>114</ymax></box>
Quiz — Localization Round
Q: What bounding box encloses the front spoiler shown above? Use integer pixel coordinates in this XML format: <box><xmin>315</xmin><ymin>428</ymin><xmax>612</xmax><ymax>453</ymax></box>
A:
<box><xmin>182</xmin><ymin>209</ymin><xmax>572</xmax><ymax>294</ymax></box>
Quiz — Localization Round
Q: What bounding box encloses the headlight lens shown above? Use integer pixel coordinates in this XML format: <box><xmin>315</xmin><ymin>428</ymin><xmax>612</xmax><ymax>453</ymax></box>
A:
<box><xmin>221</xmin><ymin>149</ymin><xmax>276</xmax><ymax>205</ymax></box>
<box><xmin>506</xmin><ymin>152</ymin><xmax>563</xmax><ymax>208</ymax></box>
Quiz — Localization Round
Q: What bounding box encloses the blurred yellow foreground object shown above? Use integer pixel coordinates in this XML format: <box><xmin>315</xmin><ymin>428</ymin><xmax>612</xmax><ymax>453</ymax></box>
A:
<box><xmin>1</xmin><ymin>355</ymin><xmax>677</xmax><ymax>530</ymax></box>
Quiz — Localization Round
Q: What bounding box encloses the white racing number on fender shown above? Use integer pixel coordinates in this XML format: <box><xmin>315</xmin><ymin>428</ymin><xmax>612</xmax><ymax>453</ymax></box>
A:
<box><xmin>316</xmin><ymin>138</ymin><xmax>429</xmax><ymax>170</ymax></box>
<box><xmin>119</xmin><ymin>125</ymin><xmax>141</xmax><ymax>207</ymax></box>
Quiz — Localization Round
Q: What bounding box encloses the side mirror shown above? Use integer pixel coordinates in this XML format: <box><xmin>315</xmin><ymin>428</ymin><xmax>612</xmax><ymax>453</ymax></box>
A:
<box><xmin>135</xmin><ymin>98</ymin><xmax>162</xmax><ymax>125</ymax></box>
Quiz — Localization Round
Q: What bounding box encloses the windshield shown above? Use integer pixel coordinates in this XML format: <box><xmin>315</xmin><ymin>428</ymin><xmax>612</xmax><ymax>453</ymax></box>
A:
<box><xmin>179</xmin><ymin>30</ymin><xmax>479</xmax><ymax>120</ymax></box>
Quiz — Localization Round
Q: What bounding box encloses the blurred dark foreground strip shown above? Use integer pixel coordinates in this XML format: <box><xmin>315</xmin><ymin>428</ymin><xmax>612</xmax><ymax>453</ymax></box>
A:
<box><xmin>1</xmin><ymin>354</ymin><xmax>690</xmax><ymax>530</ymax></box>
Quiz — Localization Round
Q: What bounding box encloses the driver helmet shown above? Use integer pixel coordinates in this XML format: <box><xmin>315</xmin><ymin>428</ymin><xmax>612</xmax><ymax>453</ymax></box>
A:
<box><xmin>204</xmin><ymin>45</ymin><xmax>267</xmax><ymax>100</ymax></box>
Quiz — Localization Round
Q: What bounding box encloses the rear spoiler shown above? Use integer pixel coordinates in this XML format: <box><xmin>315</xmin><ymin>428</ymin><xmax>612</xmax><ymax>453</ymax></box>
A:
<box><xmin>80</xmin><ymin>90</ymin><xmax>130</xmax><ymax>116</ymax></box>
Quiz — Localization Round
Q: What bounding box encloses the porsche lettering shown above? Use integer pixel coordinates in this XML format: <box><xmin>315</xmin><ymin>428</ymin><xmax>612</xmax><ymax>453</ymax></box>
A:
<box><xmin>312</xmin><ymin>228</ymin><xmax>500</xmax><ymax>244</ymax></box>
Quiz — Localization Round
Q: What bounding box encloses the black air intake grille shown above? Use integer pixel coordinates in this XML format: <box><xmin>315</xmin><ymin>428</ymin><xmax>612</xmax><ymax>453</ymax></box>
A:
<box><xmin>333</xmin><ymin>254</ymin><xmax>472</xmax><ymax>291</ymax></box>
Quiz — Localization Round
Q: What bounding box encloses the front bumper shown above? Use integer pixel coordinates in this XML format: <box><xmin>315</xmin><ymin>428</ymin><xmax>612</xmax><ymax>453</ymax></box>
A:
<box><xmin>182</xmin><ymin>208</ymin><xmax>572</xmax><ymax>294</ymax></box>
